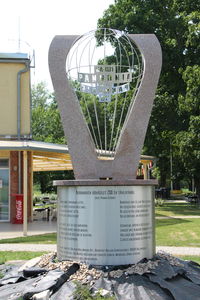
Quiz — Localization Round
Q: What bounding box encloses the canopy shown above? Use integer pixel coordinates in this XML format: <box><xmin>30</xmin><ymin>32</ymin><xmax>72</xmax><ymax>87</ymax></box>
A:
<box><xmin>0</xmin><ymin>140</ymin><xmax>154</xmax><ymax>172</ymax></box>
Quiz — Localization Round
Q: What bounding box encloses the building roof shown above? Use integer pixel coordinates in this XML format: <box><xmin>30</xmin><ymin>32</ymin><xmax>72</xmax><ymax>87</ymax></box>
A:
<box><xmin>0</xmin><ymin>140</ymin><xmax>155</xmax><ymax>172</ymax></box>
<box><xmin>0</xmin><ymin>52</ymin><xmax>29</xmax><ymax>60</ymax></box>
<box><xmin>0</xmin><ymin>140</ymin><xmax>68</xmax><ymax>152</ymax></box>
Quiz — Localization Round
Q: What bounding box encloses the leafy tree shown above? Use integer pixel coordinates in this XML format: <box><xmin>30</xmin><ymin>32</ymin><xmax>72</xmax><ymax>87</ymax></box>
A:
<box><xmin>98</xmin><ymin>0</ymin><xmax>200</xmax><ymax>188</ymax></box>
<box><xmin>31</xmin><ymin>82</ymin><xmax>74</xmax><ymax>193</ymax></box>
<box><xmin>176</xmin><ymin>65</ymin><xmax>200</xmax><ymax>199</ymax></box>
<box><xmin>31</xmin><ymin>82</ymin><xmax>53</xmax><ymax>107</ymax></box>
<box><xmin>35</xmin><ymin>170</ymin><xmax>74</xmax><ymax>194</ymax></box>
<box><xmin>32</xmin><ymin>82</ymin><xmax>65</xmax><ymax>144</ymax></box>
<box><xmin>176</xmin><ymin>117</ymin><xmax>200</xmax><ymax>198</ymax></box>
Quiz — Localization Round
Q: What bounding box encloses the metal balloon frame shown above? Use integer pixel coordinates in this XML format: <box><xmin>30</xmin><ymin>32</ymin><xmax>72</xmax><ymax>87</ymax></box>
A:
<box><xmin>66</xmin><ymin>29</ymin><xmax>143</xmax><ymax>158</ymax></box>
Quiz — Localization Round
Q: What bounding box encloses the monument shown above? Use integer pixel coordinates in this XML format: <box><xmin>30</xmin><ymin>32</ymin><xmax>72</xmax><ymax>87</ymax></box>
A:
<box><xmin>49</xmin><ymin>28</ymin><xmax>162</xmax><ymax>265</ymax></box>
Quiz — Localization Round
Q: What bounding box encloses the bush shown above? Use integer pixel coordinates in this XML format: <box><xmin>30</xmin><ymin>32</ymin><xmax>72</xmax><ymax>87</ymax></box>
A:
<box><xmin>33</xmin><ymin>196</ymin><xmax>41</xmax><ymax>206</ymax></box>
<box><xmin>73</xmin><ymin>282</ymin><xmax>115</xmax><ymax>299</ymax></box>
<box><xmin>155</xmin><ymin>198</ymin><xmax>164</xmax><ymax>207</ymax></box>
<box><xmin>33</xmin><ymin>193</ymin><xmax>57</xmax><ymax>206</ymax></box>
<box><xmin>50</xmin><ymin>194</ymin><xmax>57</xmax><ymax>201</ymax></box>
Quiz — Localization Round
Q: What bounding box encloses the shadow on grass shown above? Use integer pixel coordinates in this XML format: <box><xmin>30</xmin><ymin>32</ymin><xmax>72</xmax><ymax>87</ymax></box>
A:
<box><xmin>156</xmin><ymin>203</ymin><xmax>200</xmax><ymax>216</ymax></box>
<box><xmin>155</xmin><ymin>213</ymin><xmax>172</xmax><ymax>217</ymax></box>
<box><xmin>156</xmin><ymin>218</ymin><xmax>192</xmax><ymax>227</ymax></box>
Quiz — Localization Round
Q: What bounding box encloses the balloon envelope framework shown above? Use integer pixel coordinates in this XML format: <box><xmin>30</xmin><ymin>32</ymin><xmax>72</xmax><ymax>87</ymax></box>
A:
<box><xmin>66</xmin><ymin>29</ymin><xmax>143</xmax><ymax>158</ymax></box>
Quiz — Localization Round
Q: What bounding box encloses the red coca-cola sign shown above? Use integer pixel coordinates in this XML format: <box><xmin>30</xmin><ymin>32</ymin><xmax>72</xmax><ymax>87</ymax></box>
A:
<box><xmin>13</xmin><ymin>194</ymin><xmax>23</xmax><ymax>224</ymax></box>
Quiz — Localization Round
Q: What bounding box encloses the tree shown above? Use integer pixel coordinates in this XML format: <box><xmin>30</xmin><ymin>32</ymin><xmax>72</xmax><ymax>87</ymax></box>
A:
<box><xmin>31</xmin><ymin>82</ymin><xmax>74</xmax><ymax>193</ymax></box>
<box><xmin>32</xmin><ymin>82</ymin><xmax>65</xmax><ymax>144</ymax></box>
<box><xmin>35</xmin><ymin>170</ymin><xmax>74</xmax><ymax>194</ymax></box>
<box><xmin>98</xmin><ymin>0</ymin><xmax>200</xmax><ymax>188</ymax></box>
<box><xmin>176</xmin><ymin>117</ymin><xmax>200</xmax><ymax>198</ymax></box>
<box><xmin>176</xmin><ymin>65</ymin><xmax>200</xmax><ymax>199</ymax></box>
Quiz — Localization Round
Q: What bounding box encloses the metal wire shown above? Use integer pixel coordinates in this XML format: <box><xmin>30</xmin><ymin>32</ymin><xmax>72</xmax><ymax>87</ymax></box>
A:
<box><xmin>110</xmin><ymin>31</ymin><xmax>135</xmax><ymax>153</ymax></box>
<box><xmin>66</xmin><ymin>28</ymin><xmax>143</xmax><ymax>158</ymax></box>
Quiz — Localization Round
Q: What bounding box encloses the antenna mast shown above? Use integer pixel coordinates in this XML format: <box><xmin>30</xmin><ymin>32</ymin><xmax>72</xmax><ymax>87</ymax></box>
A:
<box><xmin>18</xmin><ymin>17</ymin><xmax>21</xmax><ymax>52</ymax></box>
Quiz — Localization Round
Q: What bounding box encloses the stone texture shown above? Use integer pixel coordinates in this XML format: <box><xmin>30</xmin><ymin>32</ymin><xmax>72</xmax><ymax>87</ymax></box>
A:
<box><xmin>49</xmin><ymin>33</ymin><xmax>162</xmax><ymax>180</ymax></box>
<box><xmin>54</xmin><ymin>179</ymin><xmax>158</xmax><ymax>186</ymax></box>
<box><xmin>112</xmin><ymin>34</ymin><xmax>162</xmax><ymax>180</ymax></box>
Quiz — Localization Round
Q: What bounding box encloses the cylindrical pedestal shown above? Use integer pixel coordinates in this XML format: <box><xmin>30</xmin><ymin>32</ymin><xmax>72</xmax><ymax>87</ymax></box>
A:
<box><xmin>54</xmin><ymin>180</ymin><xmax>157</xmax><ymax>265</ymax></box>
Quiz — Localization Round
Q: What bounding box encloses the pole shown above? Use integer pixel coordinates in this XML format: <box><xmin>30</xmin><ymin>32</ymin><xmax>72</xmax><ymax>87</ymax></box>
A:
<box><xmin>18</xmin><ymin>152</ymin><xmax>21</xmax><ymax>193</ymax></box>
<box><xmin>143</xmin><ymin>163</ymin><xmax>148</xmax><ymax>180</ymax></box>
<box><xmin>30</xmin><ymin>151</ymin><xmax>33</xmax><ymax>222</ymax></box>
<box><xmin>170</xmin><ymin>142</ymin><xmax>173</xmax><ymax>191</ymax></box>
<box><xmin>18</xmin><ymin>16</ymin><xmax>21</xmax><ymax>52</ymax></box>
<box><xmin>23</xmin><ymin>151</ymin><xmax>28</xmax><ymax>236</ymax></box>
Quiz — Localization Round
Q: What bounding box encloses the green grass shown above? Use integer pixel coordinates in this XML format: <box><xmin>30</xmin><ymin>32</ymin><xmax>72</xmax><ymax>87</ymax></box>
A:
<box><xmin>156</xmin><ymin>218</ymin><xmax>200</xmax><ymax>247</ymax></box>
<box><xmin>177</xmin><ymin>255</ymin><xmax>200</xmax><ymax>264</ymax></box>
<box><xmin>155</xmin><ymin>202</ymin><xmax>200</xmax><ymax>217</ymax></box>
<box><xmin>155</xmin><ymin>202</ymin><xmax>200</xmax><ymax>247</ymax></box>
<box><xmin>33</xmin><ymin>203</ymin><xmax>56</xmax><ymax>209</ymax></box>
<box><xmin>0</xmin><ymin>233</ymin><xmax>56</xmax><ymax>244</ymax></box>
<box><xmin>0</xmin><ymin>251</ymin><xmax>47</xmax><ymax>264</ymax></box>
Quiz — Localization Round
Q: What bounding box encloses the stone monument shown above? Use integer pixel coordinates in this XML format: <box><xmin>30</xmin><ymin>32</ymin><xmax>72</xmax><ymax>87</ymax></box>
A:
<box><xmin>49</xmin><ymin>29</ymin><xmax>162</xmax><ymax>265</ymax></box>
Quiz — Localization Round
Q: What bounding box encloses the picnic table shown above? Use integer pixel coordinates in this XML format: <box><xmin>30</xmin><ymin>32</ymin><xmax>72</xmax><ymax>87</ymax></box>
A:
<box><xmin>186</xmin><ymin>194</ymin><xmax>198</xmax><ymax>204</ymax></box>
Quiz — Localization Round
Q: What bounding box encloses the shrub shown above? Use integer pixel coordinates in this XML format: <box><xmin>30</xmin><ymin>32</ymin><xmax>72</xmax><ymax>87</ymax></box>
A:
<box><xmin>73</xmin><ymin>282</ymin><xmax>115</xmax><ymax>299</ymax></box>
<box><xmin>155</xmin><ymin>198</ymin><xmax>164</xmax><ymax>207</ymax></box>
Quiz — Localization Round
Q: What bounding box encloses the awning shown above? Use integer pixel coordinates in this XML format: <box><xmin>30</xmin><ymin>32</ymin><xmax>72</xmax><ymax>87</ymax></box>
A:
<box><xmin>0</xmin><ymin>140</ymin><xmax>155</xmax><ymax>172</ymax></box>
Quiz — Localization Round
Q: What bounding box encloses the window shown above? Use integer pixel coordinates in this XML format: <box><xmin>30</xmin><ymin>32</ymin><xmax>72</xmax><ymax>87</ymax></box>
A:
<box><xmin>0</xmin><ymin>159</ymin><xmax>9</xmax><ymax>168</ymax></box>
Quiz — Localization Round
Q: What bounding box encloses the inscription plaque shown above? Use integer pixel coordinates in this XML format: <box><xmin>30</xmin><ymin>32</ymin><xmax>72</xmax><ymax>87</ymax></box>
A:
<box><xmin>57</xmin><ymin>185</ymin><xmax>154</xmax><ymax>265</ymax></box>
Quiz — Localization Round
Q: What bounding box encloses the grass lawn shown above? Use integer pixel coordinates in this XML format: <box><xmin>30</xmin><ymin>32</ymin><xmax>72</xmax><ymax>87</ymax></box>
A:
<box><xmin>155</xmin><ymin>202</ymin><xmax>200</xmax><ymax>217</ymax></box>
<box><xmin>156</xmin><ymin>218</ymin><xmax>200</xmax><ymax>247</ymax></box>
<box><xmin>177</xmin><ymin>255</ymin><xmax>200</xmax><ymax>264</ymax></box>
<box><xmin>155</xmin><ymin>200</ymin><xmax>200</xmax><ymax>247</ymax></box>
<box><xmin>0</xmin><ymin>251</ymin><xmax>47</xmax><ymax>264</ymax></box>
<box><xmin>0</xmin><ymin>233</ymin><xmax>56</xmax><ymax>244</ymax></box>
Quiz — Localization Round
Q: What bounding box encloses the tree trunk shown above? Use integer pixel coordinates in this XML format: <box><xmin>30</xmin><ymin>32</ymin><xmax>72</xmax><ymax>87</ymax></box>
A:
<box><xmin>194</xmin><ymin>178</ymin><xmax>200</xmax><ymax>204</ymax></box>
<box><xmin>160</xmin><ymin>173</ymin><xmax>167</xmax><ymax>187</ymax></box>
<box><xmin>173</xmin><ymin>180</ymin><xmax>181</xmax><ymax>190</ymax></box>
<box><xmin>188</xmin><ymin>179</ymin><xmax>192</xmax><ymax>192</ymax></box>
<box><xmin>39</xmin><ymin>172</ymin><xmax>49</xmax><ymax>194</ymax></box>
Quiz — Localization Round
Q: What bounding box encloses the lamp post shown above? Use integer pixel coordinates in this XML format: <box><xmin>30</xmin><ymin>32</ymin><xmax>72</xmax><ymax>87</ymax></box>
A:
<box><xmin>170</xmin><ymin>141</ymin><xmax>173</xmax><ymax>192</ymax></box>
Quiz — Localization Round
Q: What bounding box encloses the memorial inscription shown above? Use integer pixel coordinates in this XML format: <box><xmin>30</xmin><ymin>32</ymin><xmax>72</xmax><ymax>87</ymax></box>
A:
<box><xmin>57</xmin><ymin>185</ymin><xmax>154</xmax><ymax>265</ymax></box>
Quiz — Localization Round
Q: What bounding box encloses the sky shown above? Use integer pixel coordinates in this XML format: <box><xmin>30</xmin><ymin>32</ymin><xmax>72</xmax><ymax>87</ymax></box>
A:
<box><xmin>0</xmin><ymin>0</ymin><xmax>114</xmax><ymax>90</ymax></box>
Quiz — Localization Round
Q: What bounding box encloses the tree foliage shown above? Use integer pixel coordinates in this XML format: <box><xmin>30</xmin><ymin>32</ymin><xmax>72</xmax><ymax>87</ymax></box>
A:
<box><xmin>31</xmin><ymin>82</ymin><xmax>74</xmax><ymax>193</ymax></box>
<box><xmin>98</xmin><ymin>0</ymin><xmax>200</xmax><ymax>194</ymax></box>
<box><xmin>176</xmin><ymin>65</ymin><xmax>200</xmax><ymax>197</ymax></box>
<box><xmin>32</xmin><ymin>82</ymin><xmax>65</xmax><ymax>144</ymax></box>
